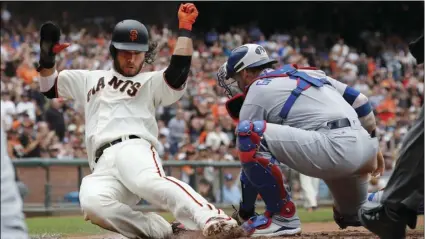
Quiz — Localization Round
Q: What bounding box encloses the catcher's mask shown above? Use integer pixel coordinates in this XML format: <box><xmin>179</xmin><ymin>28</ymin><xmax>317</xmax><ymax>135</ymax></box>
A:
<box><xmin>217</xmin><ymin>62</ymin><xmax>241</xmax><ymax>98</ymax></box>
<box><xmin>218</xmin><ymin>44</ymin><xmax>277</xmax><ymax>97</ymax></box>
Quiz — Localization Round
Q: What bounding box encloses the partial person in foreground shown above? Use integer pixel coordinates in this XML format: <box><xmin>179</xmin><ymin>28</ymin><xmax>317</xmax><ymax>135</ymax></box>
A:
<box><xmin>36</xmin><ymin>3</ymin><xmax>239</xmax><ymax>239</ymax></box>
<box><xmin>358</xmin><ymin>33</ymin><xmax>424</xmax><ymax>239</ymax></box>
<box><xmin>217</xmin><ymin>43</ymin><xmax>385</xmax><ymax>237</ymax></box>
<box><xmin>1</xmin><ymin>124</ymin><xmax>30</xmax><ymax>239</ymax></box>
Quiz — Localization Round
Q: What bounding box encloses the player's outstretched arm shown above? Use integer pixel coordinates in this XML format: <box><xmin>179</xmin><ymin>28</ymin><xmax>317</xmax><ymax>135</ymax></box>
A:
<box><xmin>162</xmin><ymin>3</ymin><xmax>198</xmax><ymax>90</ymax></box>
<box><xmin>37</xmin><ymin>22</ymin><xmax>87</xmax><ymax>101</ymax></box>
<box><xmin>153</xmin><ymin>3</ymin><xmax>198</xmax><ymax>107</ymax></box>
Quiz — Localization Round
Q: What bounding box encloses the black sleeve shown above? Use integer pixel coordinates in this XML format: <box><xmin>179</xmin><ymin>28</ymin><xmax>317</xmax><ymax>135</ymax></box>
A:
<box><xmin>163</xmin><ymin>55</ymin><xmax>192</xmax><ymax>89</ymax></box>
<box><xmin>41</xmin><ymin>79</ymin><xmax>58</xmax><ymax>99</ymax></box>
<box><xmin>42</xmin><ymin>86</ymin><xmax>56</xmax><ymax>99</ymax></box>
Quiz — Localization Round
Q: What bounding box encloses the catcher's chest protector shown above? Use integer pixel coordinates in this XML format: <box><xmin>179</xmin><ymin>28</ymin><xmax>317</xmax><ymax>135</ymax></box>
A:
<box><xmin>224</xmin><ymin>64</ymin><xmax>332</xmax><ymax>121</ymax></box>
<box><xmin>254</xmin><ymin>64</ymin><xmax>332</xmax><ymax>120</ymax></box>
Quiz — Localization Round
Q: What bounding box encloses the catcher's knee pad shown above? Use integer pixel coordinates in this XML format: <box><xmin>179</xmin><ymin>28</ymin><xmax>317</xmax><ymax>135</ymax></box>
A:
<box><xmin>236</xmin><ymin>120</ymin><xmax>266</xmax><ymax>161</ymax></box>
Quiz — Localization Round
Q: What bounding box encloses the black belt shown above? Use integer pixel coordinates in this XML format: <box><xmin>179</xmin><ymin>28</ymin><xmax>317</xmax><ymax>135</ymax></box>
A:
<box><xmin>327</xmin><ymin>118</ymin><xmax>351</xmax><ymax>130</ymax></box>
<box><xmin>326</xmin><ymin>118</ymin><xmax>377</xmax><ymax>138</ymax></box>
<box><xmin>95</xmin><ymin>135</ymin><xmax>140</xmax><ymax>163</ymax></box>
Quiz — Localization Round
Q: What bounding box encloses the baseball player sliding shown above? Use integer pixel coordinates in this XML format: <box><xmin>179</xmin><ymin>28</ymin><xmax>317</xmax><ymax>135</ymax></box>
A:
<box><xmin>217</xmin><ymin>44</ymin><xmax>385</xmax><ymax>237</ymax></box>
<box><xmin>37</xmin><ymin>3</ymin><xmax>238</xmax><ymax>239</ymax></box>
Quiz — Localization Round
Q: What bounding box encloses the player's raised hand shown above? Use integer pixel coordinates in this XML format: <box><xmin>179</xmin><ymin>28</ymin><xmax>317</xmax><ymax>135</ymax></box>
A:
<box><xmin>37</xmin><ymin>21</ymin><xmax>70</xmax><ymax>72</ymax></box>
<box><xmin>178</xmin><ymin>3</ymin><xmax>199</xmax><ymax>31</ymax></box>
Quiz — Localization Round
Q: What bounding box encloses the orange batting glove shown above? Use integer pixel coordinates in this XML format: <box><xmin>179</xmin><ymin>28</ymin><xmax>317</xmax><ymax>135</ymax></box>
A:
<box><xmin>52</xmin><ymin>43</ymin><xmax>70</xmax><ymax>54</ymax></box>
<box><xmin>178</xmin><ymin>3</ymin><xmax>199</xmax><ymax>31</ymax></box>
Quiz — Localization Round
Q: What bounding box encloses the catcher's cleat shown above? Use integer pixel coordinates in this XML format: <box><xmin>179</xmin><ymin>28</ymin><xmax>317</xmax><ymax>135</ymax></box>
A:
<box><xmin>241</xmin><ymin>214</ymin><xmax>301</xmax><ymax>237</ymax></box>
<box><xmin>333</xmin><ymin>206</ymin><xmax>362</xmax><ymax>229</ymax></box>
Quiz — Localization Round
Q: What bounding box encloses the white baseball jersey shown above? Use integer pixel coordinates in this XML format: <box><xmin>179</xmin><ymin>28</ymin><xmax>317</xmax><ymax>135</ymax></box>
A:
<box><xmin>56</xmin><ymin>68</ymin><xmax>186</xmax><ymax>170</ymax></box>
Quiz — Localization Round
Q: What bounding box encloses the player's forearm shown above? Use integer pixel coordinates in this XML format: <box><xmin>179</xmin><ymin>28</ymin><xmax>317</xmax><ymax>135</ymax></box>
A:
<box><xmin>172</xmin><ymin>35</ymin><xmax>193</xmax><ymax>56</ymax></box>
<box><xmin>40</xmin><ymin>67</ymin><xmax>56</xmax><ymax>77</ymax></box>
<box><xmin>163</xmin><ymin>34</ymin><xmax>193</xmax><ymax>89</ymax></box>
<box><xmin>340</xmin><ymin>86</ymin><xmax>377</xmax><ymax>135</ymax></box>
<box><xmin>354</xmin><ymin>98</ymin><xmax>377</xmax><ymax>136</ymax></box>
<box><xmin>354</xmin><ymin>99</ymin><xmax>377</xmax><ymax>135</ymax></box>
<box><xmin>163</xmin><ymin>3</ymin><xmax>198</xmax><ymax>89</ymax></box>
<box><xmin>39</xmin><ymin>69</ymin><xmax>58</xmax><ymax>99</ymax></box>
<box><xmin>359</xmin><ymin>111</ymin><xmax>377</xmax><ymax>135</ymax></box>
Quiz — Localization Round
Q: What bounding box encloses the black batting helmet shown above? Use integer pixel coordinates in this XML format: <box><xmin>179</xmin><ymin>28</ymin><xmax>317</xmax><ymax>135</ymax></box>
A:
<box><xmin>109</xmin><ymin>19</ymin><xmax>149</xmax><ymax>58</ymax></box>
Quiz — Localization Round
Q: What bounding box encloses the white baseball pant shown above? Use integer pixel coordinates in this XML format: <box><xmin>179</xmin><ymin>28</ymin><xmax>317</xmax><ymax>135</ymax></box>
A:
<box><xmin>263</xmin><ymin>118</ymin><xmax>379</xmax><ymax>216</ymax></box>
<box><xmin>299</xmin><ymin>174</ymin><xmax>320</xmax><ymax>209</ymax></box>
<box><xmin>79</xmin><ymin>138</ymin><xmax>228</xmax><ymax>239</ymax></box>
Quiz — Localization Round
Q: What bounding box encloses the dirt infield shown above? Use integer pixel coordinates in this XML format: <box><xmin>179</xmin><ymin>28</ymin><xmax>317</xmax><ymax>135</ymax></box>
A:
<box><xmin>172</xmin><ymin>221</ymin><xmax>425</xmax><ymax>239</ymax></box>
<box><xmin>65</xmin><ymin>217</ymin><xmax>424</xmax><ymax>239</ymax></box>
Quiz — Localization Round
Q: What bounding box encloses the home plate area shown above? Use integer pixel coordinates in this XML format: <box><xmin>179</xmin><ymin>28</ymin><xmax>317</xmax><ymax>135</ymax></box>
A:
<box><xmin>66</xmin><ymin>217</ymin><xmax>424</xmax><ymax>239</ymax></box>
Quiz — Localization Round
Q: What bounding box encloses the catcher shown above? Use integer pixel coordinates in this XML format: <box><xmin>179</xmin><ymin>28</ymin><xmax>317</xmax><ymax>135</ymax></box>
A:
<box><xmin>217</xmin><ymin>43</ymin><xmax>385</xmax><ymax>237</ymax></box>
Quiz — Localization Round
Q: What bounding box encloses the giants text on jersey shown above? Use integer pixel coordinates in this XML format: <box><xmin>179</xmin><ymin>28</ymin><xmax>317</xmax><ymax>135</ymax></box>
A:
<box><xmin>55</xmin><ymin>68</ymin><xmax>186</xmax><ymax>170</ymax></box>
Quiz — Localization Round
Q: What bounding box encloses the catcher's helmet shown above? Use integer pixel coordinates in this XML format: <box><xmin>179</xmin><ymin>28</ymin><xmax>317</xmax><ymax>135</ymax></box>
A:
<box><xmin>217</xmin><ymin>44</ymin><xmax>277</xmax><ymax>97</ymax></box>
<box><xmin>109</xmin><ymin>19</ymin><xmax>149</xmax><ymax>57</ymax></box>
<box><xmin>225</xmin><ymin>44</ymin><xmax>277</xmax><ymax>78</ymax></box>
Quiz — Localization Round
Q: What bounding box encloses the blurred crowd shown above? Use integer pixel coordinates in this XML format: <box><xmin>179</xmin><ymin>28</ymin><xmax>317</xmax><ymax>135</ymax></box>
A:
<box><xmin>1</xmin><ymin>7</ymin><xmax>423</xmax><ymax>203</ymax></box>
